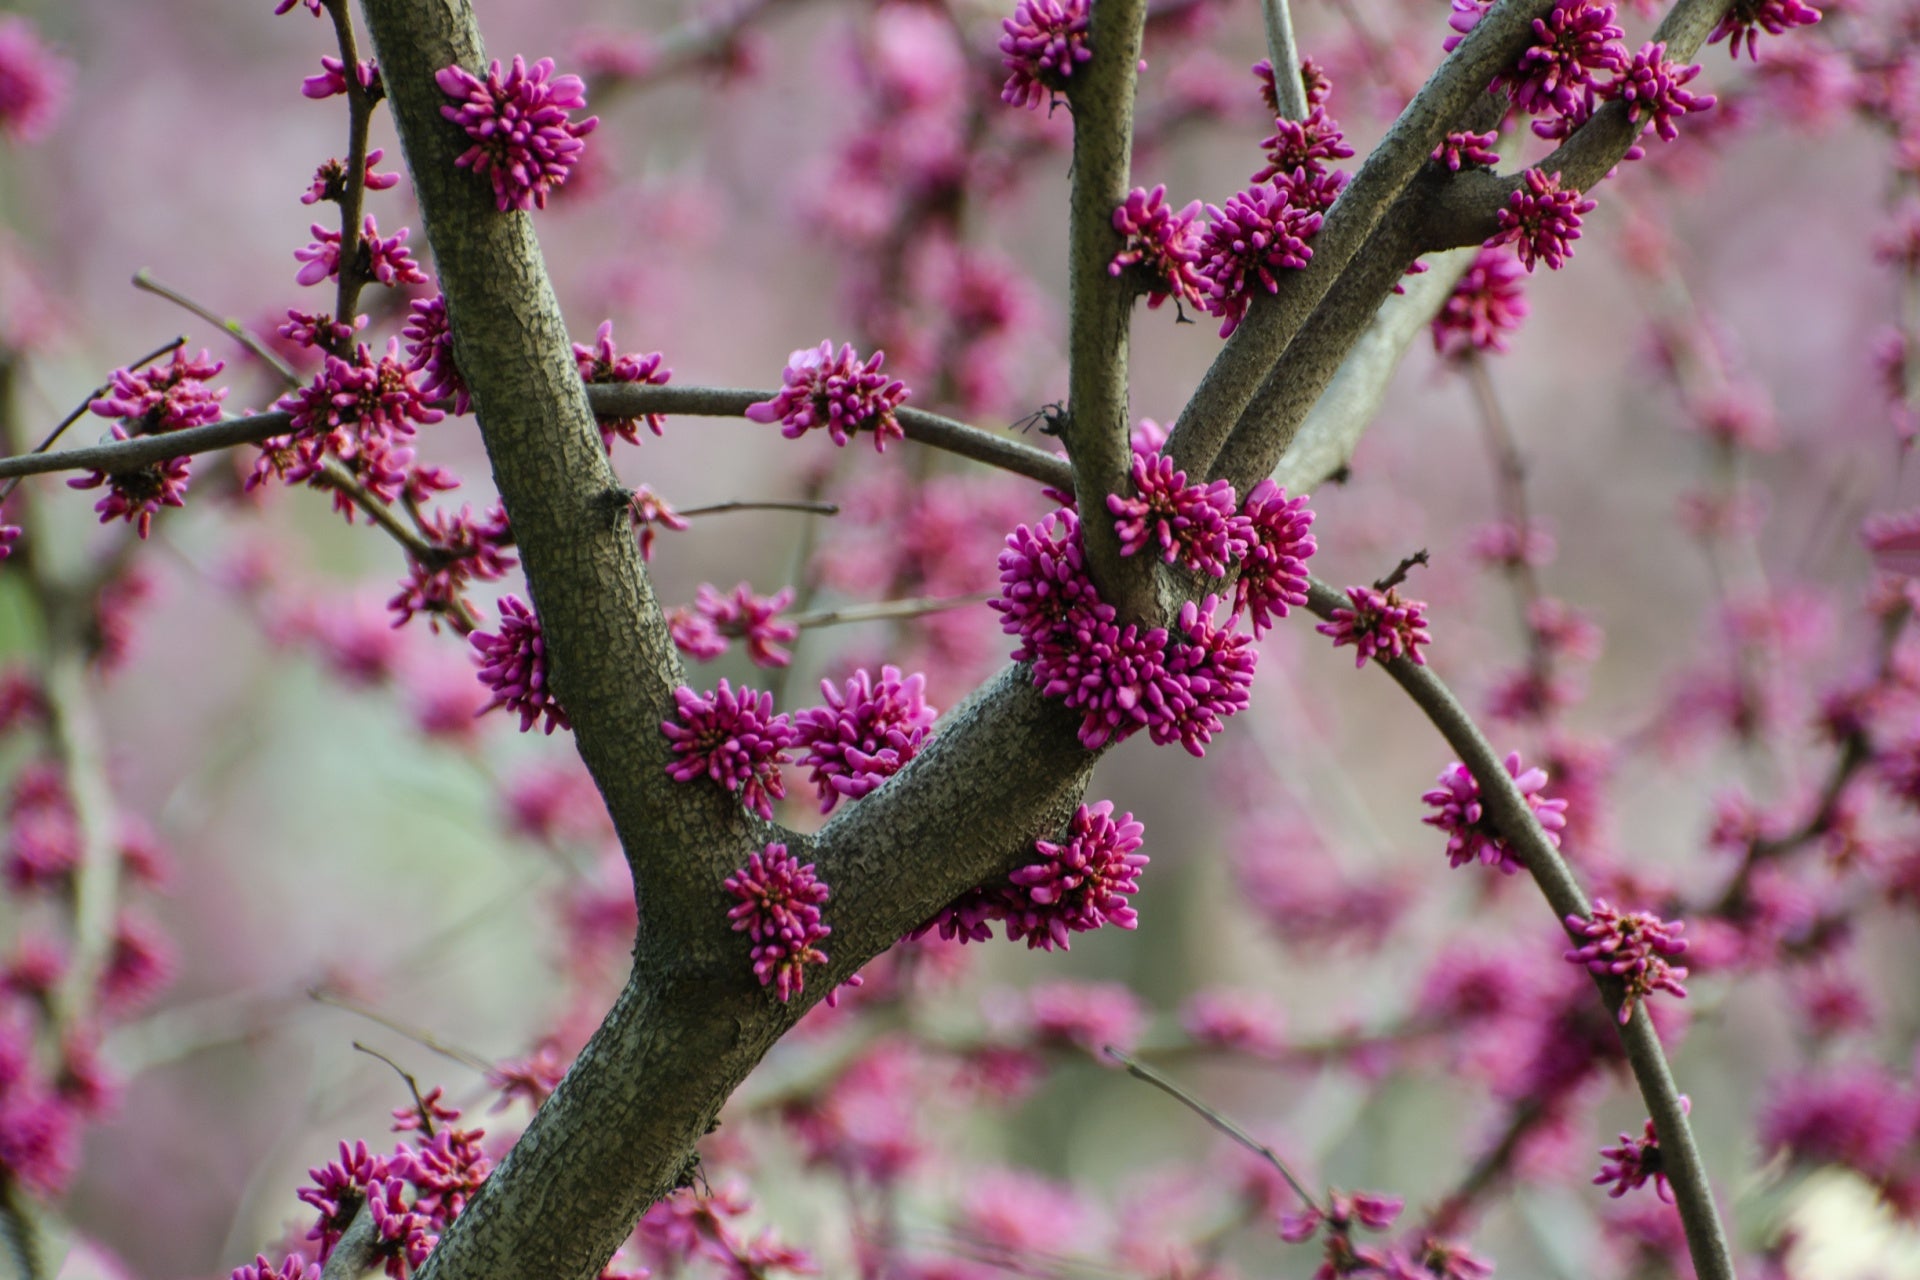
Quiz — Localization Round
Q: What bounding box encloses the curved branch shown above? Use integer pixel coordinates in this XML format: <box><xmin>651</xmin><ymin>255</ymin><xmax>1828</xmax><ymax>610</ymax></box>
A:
<box><xmin>1300</xmin><ymin>577</ymin><xmax>1736</xmax><ymax>1280</ymax></box>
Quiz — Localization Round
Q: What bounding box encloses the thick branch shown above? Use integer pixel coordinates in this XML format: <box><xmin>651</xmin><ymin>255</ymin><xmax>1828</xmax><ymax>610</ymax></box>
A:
<box><xmin>1420</xmin><ymin>0</ymin><xmax>1734</xmax><ymax>251</ymax></box>
<box><xmin>1163</xmin><ymin>0</ymin><xmax>1562</xmax><ymax>480</ymax></box>
<box><xmin>1301</xmin><ymin>577</ymin><xmax>1737</xmax><ymax>1280</ymax></box>
<box><xmin>1063</xmin><ymin>0</ymin><xmax>1152</xmax><ymax>617</ymax></box>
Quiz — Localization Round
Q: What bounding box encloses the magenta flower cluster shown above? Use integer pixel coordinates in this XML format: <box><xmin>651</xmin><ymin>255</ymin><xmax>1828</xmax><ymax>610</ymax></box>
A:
<box><xmin>916</xmin><ymin>801</ymin><xmax>1147</xmax><ymax>951</ymax></box>
<box><xmin>746</xmin><ymin>342</ymin><xmax>909</xmax><ymax>452</ymax></box>
<box><xmin>1317</xmin><ymin>584</ymin><xmax>1433</xmax><ymax>667</ymax></box>
<box><xmin>1611</xmin><ymin>42</ymin><xmax>1716</xmax><ymax>142</ymax></box>
<box><xmin>1565</xmin><ymin>899</ymin><xmax>1690</xmax><ymax>1023</ymax></box>
<box><xmin>671</xmin><ymin>583</ymin><xmax>798</xmax><ymax>668</ymax></box>
<box><xmin>90</xmin><ymin>348</ymin><xmax>228</xmax><ymax>434</ymax></box>
<box><xmin>1107</xmin><ymin>448</ymin><xmax>1248</xmax><ymax>576</ymax></box>
<box><xmin>1491</xmin><ymin>170</ymin><xmax>1598</xmax><ymax>272</ymax></box>
<box><xmin>1431</xmin><ymin>246</ymin><xmax>1531</xmax><ymax>358</ymax></box>
<box><xmin>470</xmin><ymin>595</ymin><xmax>568</xmax><ymax>734</ymax></box>
<box><xmin>575</xmin><ymin>320</ymin><xmax>672</xmax><ymax>451</ymax></box>
<box><xmin>993</xmin><ymin>507</ymin><xmax>1258</xmax><ymax>754</ymax></box>
<box><xmin>436</xmin><ymin>56</ymin><xmax>599</xmax><ymax>212</ymax></box>
<box><xmin>67</xmin><ymin>431</ymin><xmax>192</xmax><ymax>540</ymax></box>
<box><xmin>294</xmin><ymin>215</ymin><xmax>424</xmax><ymax>289</ymax></box>
<box><xmin>627</xmin><ymin>485</ymin><xmax>691</xmax><ymax>561</ymax></box>
<box><xmin>1431</xmin><ymin>129</ymin><xmax>1501</xmax><ymax>172</ymax></box>
<box><xmin>998</xmin><ymin>0</ymin><xmax>1092</xmax><ymax>109</ymax></box>
<box><xmin>1253</xmin><ymin>106</ymin><xmax>1354</xmax><ymax>184</ymax></box>
<box><xmin>1196</xmin><ymin>181</ymin><xmax>1326</xmax><ymax>338</ymax></box>
<box><xmin>1594</xmin><ymin>1101</ymin><xmax>1685</xmax><ymax>1201</ymax></box>
<box><xmin>1421</xmin><ymin>751</ymin><xmax>1570</xmax><ymax>874</ymax></box>
<box><xmin>661</xmin><ymin>680</ymin><xmax>796</xmax><ymax>819</ymax></box>
<box><xmin>269</xmin><ymin>340</ymin><xmax>446</xmax><ymax>507</ymax></box>
<box><xmin>1708</xmin><ymin>0</ymin><xmax>1821</xmax><ymax>59</ymax></box>
<box><xmin>793</xmin><ymin>666</ymin><xmax>937</xmax><ymax>813</ymax></box>
<box><xmin>724</xmin><ymin>844</ymin><xmax>833</xmax><ymax>1001</ymax></box>
<box><xmin>1109</xmin><ymin>185</ymin><xmax>1207</xmax><ymax>312</ymax></box>
<box><xmin>1235</xmin><ymin>479</ymin><xmax>1317</xmax><ymax>635</ymax></box>
<box><xmin>0</xmin><ymin>15</ymin><xmax>71</xmax><ymax>144</ymax></box>
<box><xmin>401</xmin><ymin>294</ymin><xmax>469</xmax><ymax>415</ymax></box>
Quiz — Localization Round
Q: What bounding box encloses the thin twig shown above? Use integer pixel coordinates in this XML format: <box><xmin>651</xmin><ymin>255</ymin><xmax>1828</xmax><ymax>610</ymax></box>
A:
<box><xmin>132</xmin><ymin>270</ymin><xmax>302</xmax><ymax>387</ymax></box>
<box><xmin>310</xmin><ymin>986</ymin><xmax>495</xmax><ymax>1074</ymax></box>
<box><xmin>0</xmin><ymin>335</ymin><xmax>187</xmax><ymax>503</ymax></box>
<box><xmin>677</xmin><ymin>499</ymin><xmax>839</xmax><ymax>518</ymax></box>
<box><xmin>355</xmin><ymin>1040</ymin><xmax>437</xmax><ymax>1136</ymax></box>
<box><xmin>784</xmin><ymin>593</ymin><xmax>990</xmax><ymax>630</ymax></box>
<box><xmin>1105</xmin><ymin>1047</ymin><xmax>1323</xmax><ymax>1214</ymax></box>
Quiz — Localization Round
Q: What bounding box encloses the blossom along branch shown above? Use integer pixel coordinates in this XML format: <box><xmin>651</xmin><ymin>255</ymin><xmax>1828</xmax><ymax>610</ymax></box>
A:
<box><xmin>1062</xmin><ymin>0</ymin><xmax>1153</xmax><ymax>618</ymax></box>
<box><xmin>1163</xmin><ymin>0</ymin><xmax>1565</xmax><ymax>483</ymax></box>
<box><xmin>0</xmin><ymin>335</ymin><xmax>186</xmax><ymax>504</ymax></box>
<box><xmin>1300</xmin><ymin>576</ymin><xmax>1737</xmax><ymax>1280</ymax></box>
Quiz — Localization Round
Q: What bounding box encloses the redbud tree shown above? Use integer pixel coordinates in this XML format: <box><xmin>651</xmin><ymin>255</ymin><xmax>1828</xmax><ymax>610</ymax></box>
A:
<box><xmin>0</xmin><ymin>0</ymin><xmax>1915</xmax><ymax>1276</ymax></box>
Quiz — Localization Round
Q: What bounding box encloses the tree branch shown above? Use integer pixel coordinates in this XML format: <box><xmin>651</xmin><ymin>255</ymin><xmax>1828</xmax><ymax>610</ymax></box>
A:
<box><xmin>1063</xmin><ymin>0</ymin><xmax>1153</xmax><ymax>618</ymax></box>
<box><xmin>1300</xmin><ymin>577</ymin><xmax>1736</xmax><ymax>1280</ymax></box>
<box><xmin>1260</xmin><ymin>0</ymin><xmax>1308</xmax><ymax>122</ymax></box>
<box><xmin>1163</xmin><ymin>0</ymin><xmax>1562</xmax><ymax>481</ymax></box>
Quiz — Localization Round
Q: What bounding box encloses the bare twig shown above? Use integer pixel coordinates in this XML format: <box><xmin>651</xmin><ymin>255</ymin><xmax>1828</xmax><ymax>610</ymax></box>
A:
<box><xmin>1105</xmin><ymin>1047</ymin><xmax>1322</xmax><ymax>1214</ymax></box>
<box><xmin>784</xmin><ymin>593</ymin><xmax>990</xmax><ymax>630</ymax></box>
<box><xmin>310</xmin><ymin>987</ymin><xmax>494</xmax><ymax>1075</ymax></box>
<box><xmin>132</xmin><ymin>270</ymin><xmax>302</xmax><ymax>387</ymax></box>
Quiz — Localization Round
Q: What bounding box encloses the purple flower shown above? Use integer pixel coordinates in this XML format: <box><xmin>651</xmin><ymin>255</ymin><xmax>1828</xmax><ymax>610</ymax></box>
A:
<box><xmin>278</xmin><ymin>308</ymin><xmax>365</xmax><ymax>356</ymax></box>
<box><xmin>661</xmin><ymin>680</ymin><xmax>796</xmax><ymax>819</ymax></box>
<box><xmin>1160</xmin><ymin>596</ymin><xmax>1258</xmax><ymax>755</ymax></box>
<box><xmin>1004</xmin><ymin>800</ymin><xmax>1147</xmax><ymax>950</ymax></box>
<box><xmin>666</xmin><ymin>605</ymin><xmax>728</xmax><ymax>661</ymax></box>
<box><xmin>470</xmin><ymin>594</ymin><xmax>569</xmax><ymax>734</ymax></box>
<box><xmin>1024</xmin><ymin>979</ymin><xmax>1146</xmax><ymax>1054</ymax></box>
<box><xmin>694</xmin><ymin>583</ymin><xmax>798</xmax><ymax>668</ymax></box>
<box><xmin>1489</xmin><ymin>169</ymin><xmax>1597</xmax><ymax>271</ymax></box>
<box><xmin>1109</xmin><ymin>185</ymin><xmax>1207</xmax><ymax>312</ymax></box>
<box><xmin>793</xmin><ymin>666</ymin><xmax>936</xmax><ymax>813</ymax></box>
<box><xmin>1595</xmin><ymin>1104</ymin><xmax>1684</xmax><ymax>1201</ymax></box>
<box><xmin>575</xmin><ymin>320</ymin><xmax>672</xmax><ymax>450</ymax></box>
<box><xmin>302</xmin><ymin>149</ymin><xmax>401</xmax><ymax>205</ymax></box>
<box><xmin>998</xmin><ymin>0</ymin><xmax>1092</xmax><ymax>109</ymax></box>
<box><xmin>1252</xmin><ymin>56</ymin><xmax>1332</xmax><ymax>114</ymax></box>
<box><xmin>1607</xmin><ymin>42</ymin><xmax>1715</xmax><ymax>141</ymax></box>
<box><xmin>1198</xmin><ymin>182</ymin><xmax>1325</xmax><ymax>338</ymax></box>
<box><xmin>301</xmin><ymin>55</ymin><xmax>381</xmax><ymax>101</ymax></box>
<box><xmin>1317</xmin><ymin>584</ymin><xmax>1433</xmax><ymax>667</ymax></box>
<box><xmin>1707</xmin><ymin>0</ymin><xmax>1820</xmax><ymax>59</ymax></box>
<box><xmin>1234</xmin><ymin>480</ymin><xmax>1316</xmax><ymax>635</ymax></box>
<box><xmin>388</xmin><ymin>503</ymin><xmax>516</xmax><ymax>629</ymax></box>
<box><xmin>1500</xmin><ymin>0</ymin><xmax>1627</xmax><ymax>118</ymax></box>
<box><xmin>67</xmin><ymin>429</ymin><xmax>191</xmax><ymax>539</ymax></box>
<box><xmin>1760</xmin><ymin>1064</ymin><xmax>1919</xmax><ymax>1179</ymax></box>
<box><xmin>436</xmin><ymin>56</ymin><xmax>599</xmax><ymax>212</ymax></box>
<box><xmin>231</xmin><ymin>1256</ymin><xmax>319</xmax><ymax>1280</ymax></box>
<box><xmin>627</xmin><ymin>486</ymin><xmax>690</xmax><ymax>561</ymax></box>
<box><xmin>402</xmin><ymin>294</ymin><xmax>470</xmax><ymax>415</ymax></box>
<box><xmin>1106</xmin><ymin>448</ymin><xmax>1249</xmax><ymax>576</ymax></box>
<box><xmin>744</xmin><ymin>341</ymin><xmax>909</xmax><ymax>452</ymax></box>
<box><xmin>1252</xmin><ymin>106</ymin><xmax>1354</xmax><ymax>183</ymax></box>
<box><xmin>270</xmin><ymin>340</ymin><xmax>446</xmax><ymax>507</ymax></box>
<box><xmin>1432</xmin><ymin>246</ymin><xmax>1531</xmax><ymax>357</ymax></box>
<box><xmin>294</xmin><ymin>215</ymin><xmax>426</xmax><ymax>289</ymax></box>
<box><xmin>1431</xmin><ymin>129</ymin><xmax>1501</xmax><ymax>171</ymax></box>
<box><xmin>89</xmin><ymin>349</ymin><xmax>228</xmax><ymax>434</ymax></box>
<box><xmin>991</xmin><ymin>508</ymin><xmax>1103</xmax><ymax>664</ymax></box>
<box><xmin>1565</xmin><ymin>900</ymin><xmax>1690</xmax><ymax>1024</ymax></box>
<box><xmin>0</xmin><ymin>16</ymin><xmax>71</xmax><ymax>143</ymax></box>
<box><xmin>725</xmin><ymin>843</ymin><xmax>833</xmax><ymax>1001</ymax></box>
<box><xmin>1422</xmin><ymin>750</ymin><xmax>1569</xmax><ymax>874</ymax></box>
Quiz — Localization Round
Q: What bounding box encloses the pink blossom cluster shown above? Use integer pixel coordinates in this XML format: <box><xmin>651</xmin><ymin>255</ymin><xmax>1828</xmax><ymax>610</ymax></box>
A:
<box><xmin>294</xmin><ymin>215</ymin><xmax>425</xmax><ymax>289</ymax></box>
<box><xmin>626</xmin><ymin>485</ymin><xmax>690</xmax><ymax>561</ymax></box>
<box><xmin>1196</xmin><ymin>180</ymin><xmax>1327</xmax><ymax>338</ymax></box>
<box><xmin>1594</xmin><ymin>1103</ymin><xmax>1682</xmax><ymax>1201</ymax></box>
<box><xmin>287</xmin><ymin>1091</ymin><xmax>493</xmax><ymax>1278</ymax></box>
<box><xmin>997</xmin><ymin>0</ymin><xmax>1092</xmax><ymax>109</ymax></box>
<box><xmin>793</xmin><ymin>665</ymin><xmax>937</xmax><ymax>813</ymax></box>
<box><xmin>1431</xmin><ymin>246</ymin><xmax>1532</xmax><ymax>358</ymax></box>
<box><xmin>636</xmin><ymin>1179</ymin><xmax>817</xmax><ymax>1275</ymax></box>
<box><xmin>1317</xmin><ymin>584</ymin><xmax>1433</xmax><ymax>667</ymax></box>
<box><xmin>388</xmin><ymin>503</ymin><xmax>516</xmax><ymax>629</ymax></box>
<box><xmin>265</xmin><ymin>340</ymin><xmax>447</xmax><ymax>510</ymax></box>
<box><xmin>1109</xmin><ymin>185</ymin><xmax>1207</xmax><ymax>312</ymax></box>
<box><xmin>746</xmin><ymin>341</ymin><xmax>910</xmax><ymax>452</ymax></box>
<box><xmin>914</xmin><ymin>801</ymin><xmax>1147</xmax><ymax>951</ymax></box>
<box><xmin>1107</xmin><ymin>448</ymin><xmax>1249</xmax><ymax>576</ymax></box>
<box><xmin>1235</xmin><ymin>479</ymin><xmax>1317</xmax><ymax>634</ymax></box>
<box><xmin>1564</xmin><ymin>900</ymin><xmax>1691</xmax><ymax>1023</ymax></box>
<box><xmin>994</xmin><ymin>508</ymin><xmax>1257</xmax><ymax>753</ymax></box>
<box><xmin>661</xmin><ymin>679</ymin><xmax>796</xmax><ymax>819</ymax></box>
<box><xmin>1422</xmin><ymin>751</ymin><xmax>1571</xmax><ymax>874</ymax></box>
<box><xmin>725</xmin><ymin>844</ymin><xmax>834</xmax><ymax>1001</ymax></box>
<box><xmin>667</xmin><ymin>582</ymin><xmax>798</xmax><ymax>668</ymax></box>
<box><xmin>436</xmin><ymin>56</ymin><xmax>599</xmax><ymax>212</ymax></box>
<box><xmin>574</xmin><ymin>319</ymin><xmax>671</xmax><ymax>451</ymax></box>
<box><xmin>471</xmin><ymin>594</ymin><xmax>569</xmax><ymax>734</ymax></box>
<box><xmin>0</xmin><ymin>15</ymin><xmax>71</xmax><ymax>144</ymax></box>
